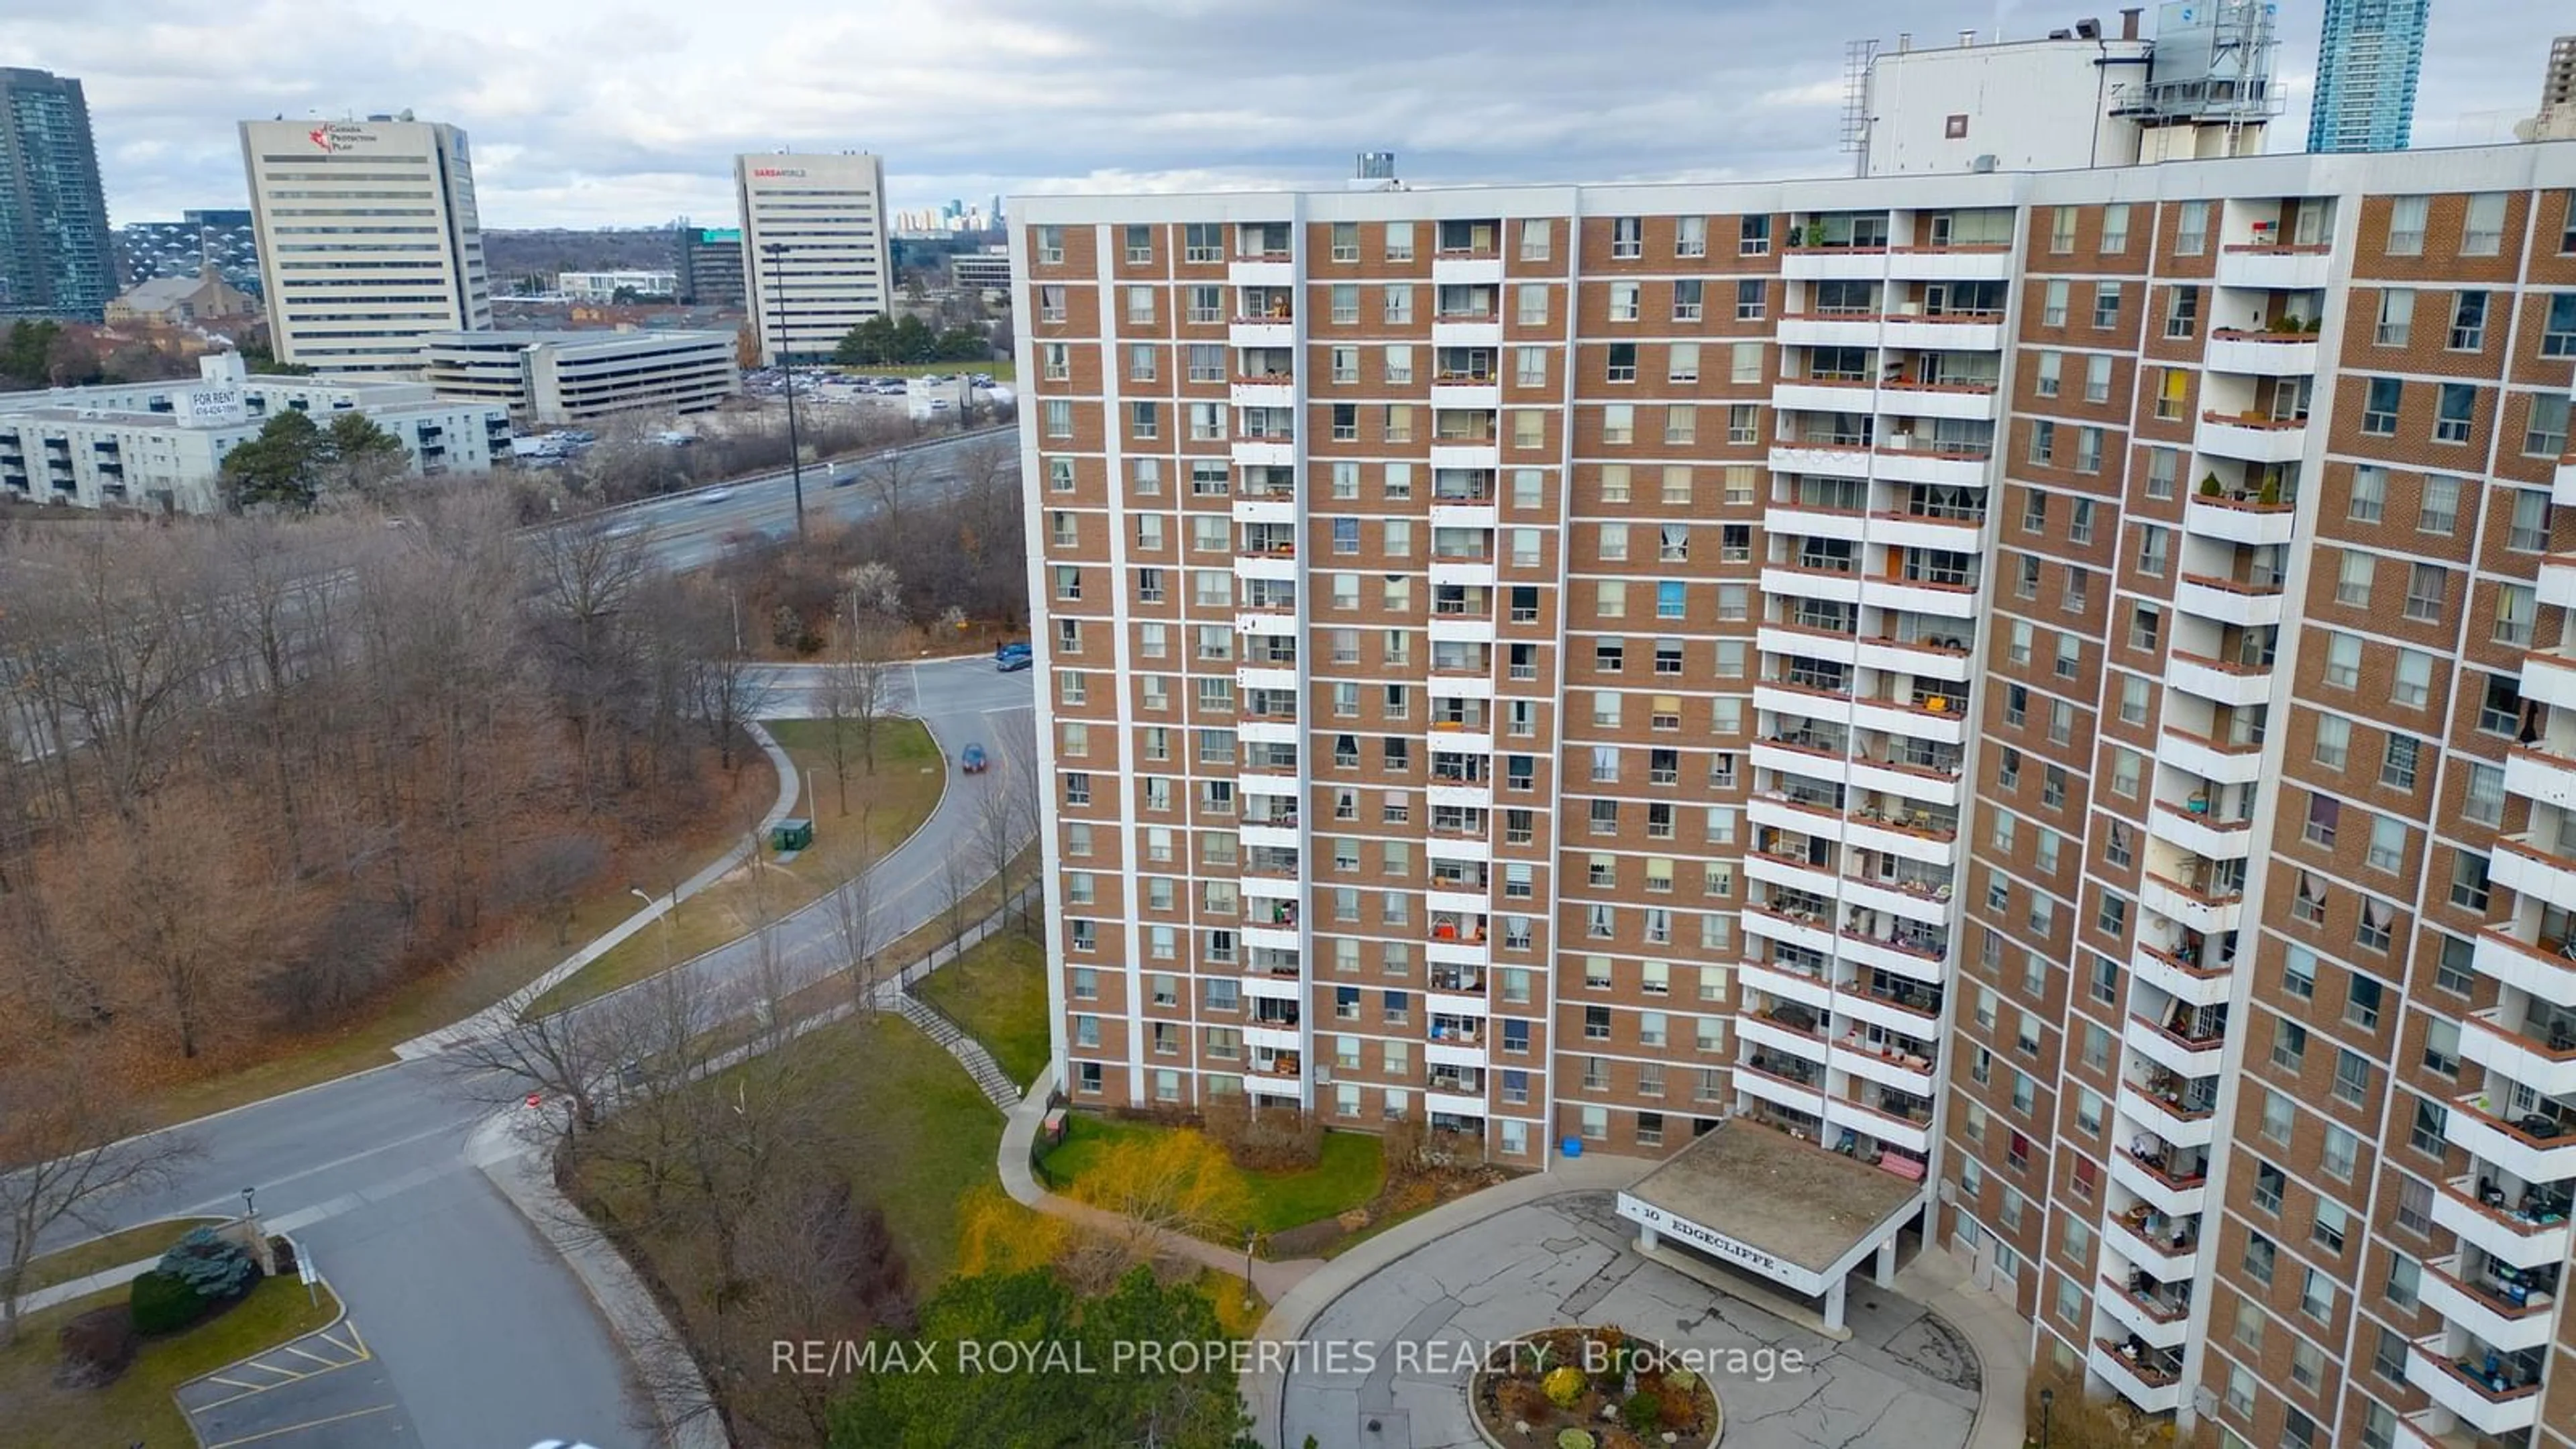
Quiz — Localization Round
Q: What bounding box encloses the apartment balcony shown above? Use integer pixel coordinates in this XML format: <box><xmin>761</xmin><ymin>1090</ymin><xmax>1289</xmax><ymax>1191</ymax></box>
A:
<box><xmin>1232</xmin><ymin>552</ymin><xmax>1297</xmax><ymax>584</ymax></box>
<box><xmin>1760</xmin><ymin>563</ymin><xmax>1864</xmax><ymax>608</ymax></box>
<box><xmin>1243</xmin><ymin>1023</ymin><xmax>1303</xmax><ymax>1055</ymax></box>
<box><xmin>2461</xmin><ymin>1006</ymin><xmax>2576</xmax><ymax>1099</ymax></box>
<box><xmin>1744</xmin><ymin>843</ymin><xmax>1844</xmax><ymax>901</ymax></box>
<box><xmin>2494</xmin><ymin>838</ymin><xmax>2576</xmax><ymax>923</ymax></box>
<box><xmin>2398</xmin><ymin>1409</ymin><xmax>2516</xmax><ymax>1449</ymax></box>
<box><xmin>2110</xmin><ymin>1147</ymin><xmax>2208</xmax><ymax>1218</ymax></box>
<box><xmin>2538</xmin><ymin>551</ymin><xmax>2576</xmax><ymax>609</ymax></box>
<box><xmin>1228</xmin><ymin>255</ymin><xmax>1295</xmax><ymax>287</ymax></box>
<box><xmin>2128</xmin><ymin>1013</ymin><xmax>2227</xmax><ymax>1079</ymax></box>
<box><xmin>2194</xmin><ymin>409</ymin><xmax>2308</xmax><ymax>464</ymax></box>
<box><xmin>2118</xmin><ymin>1080</ymin><xmax>2219</xmax><ymax>1148</ymax></box>
<box><xmin>2214</xmin><ymin>242</ymin><xmax>2333</xmax><ymax>291</ymax></box>
<box><xmin>2096</xmin><ymin>1276</ymin><xmax>2192</xmax><ymax>1350</ymax></box>
<box><xmin>1875</xmin><ymin>379</ymin><xmax>2002</xmax><ymax>423</ymax></box>
<box><xmin>2505</xmin><ymin>746</ymin><xmax>2576</xmax><ymax>816</ymax></box>
<box><xmin>1244</xmin><ymin>1069</ymin><xmax>1304</xmax><ymax>1099</ymax></box>
<box><xmin>1869</xmin><ymin>441</ymin><xmax>1992</xmax><ymax>489</ymax></box>
<box><xmin>2156</xmin><ymin>726</ymin><xmax>2264</xmax><ymax>788</ymax></box>
<box><xmin>1229</xmin><ymin>318</ymin><xmax>1295</xmax><ymax>350</ymax></box>
<box><xmin>1428</xmin><ymin>380</ymin><xmax>1501</xmax><ymax>411</ymax></box>
<box><xmin>2469</xmin><ymin>926</ymin><xmax>2576</xmax><ymax>1008</ymax></box>
<box><xmin>2434</xmin><ymin>1176</ymin><xmax>2573</xmax><ymax>1271</ymax></box>
<box><xmin>2104</xmin><ymin>1208</ymin><xmax>2200</xmax><ymax>1282</ymax></box>
<box><xmin>1780</xmin><ymin>246</ymin><xmax>1887</xmax><ymax>280</ymax></box>
<box><xmin>2182</xmin><ymin>493</ymin><xmax>2298</xmax><ymax>547</ymax></box>
<box><xmin>1428</xmin><ymin>502</ymin><xmax>1498</xmax><ymax>535</ymax></box>
<box><xmin>1828</xmin><ymin>1032</ymin><xmax>1936</xmax><ymax>1095</ymax></box>
<box><xmin>1428</xmin><ymin>441</ymin><xmax>1501</xmax><ymax>473</ymax></box>
<box><xmin>1825</xmin><ymin>1096</ymin><xmax>1933</xmax><ymax>1155</ymax></box>
<box><xmin>1856</xmin><ymin>633</ymin><xmax>1975</xmax><ymax>683</ymax></box>
<box><xmin>2421</xmin><ymin>1254</ymin><xmax>2559</xmax><ymax>1353</ymax></box>
<box><xmin>2139</xmin><ymin>871</ymin><xmax>2245</xmax><ymax>936</ymax></box>
<box><xmin>2163</xmin><ymin>650</ymin><xmax>2275</xmax><ymax>708</ymax></box>
<box><xmin>1849</xmin><ymin>690</ymin><xmax>1970</xmax><ymax>747</ymax></box>
<box><xmin>1881</xmin><ymin>312</ymin><xmax>2005</xmax><ymax>352</ymax></box>
<box><xmin>1233</xmin><ymin>439</ymin><xmax>1299</xmax><ymax>472</ymax></box>
<box><xmin>1735</xmin><ymin>963</ymin><xmax>1829</xmax><ymax>1023</ymax></box>
<box><xmin>1744</xmin><ymin>902</ymin><xmax>1841</xmax><ymax>959</ymax></box>
<box><xmin>1868</xmin><ymin>510</ymin><xmax>1988</xmax><ymax>559</ymax></box>
<box><xmin>1424</xmin><ymin>833</ymin><xmax>1493</xmax><ymax>869</ymax></box>
<box><xmin>1841</xmin><ymin>817</ymin><xmax>1959</xmax><ymax>877</ymax></box>
<box><xmin>1776</xmin><ymin>313</ymin><xmax>1884</xmax><ymax>350</ymax></box>
<box><xmin>2147</xmin><ymin>802</ymin><xmax>2255</xmax><ymax>861</ymax></box>
<box><xmin>1835</xmin><ymin>929</ymin><xmax>1951</xmax><ymax>987</ymax></box>
<box><xmin>1428</xmin><ymin>319</ymin><xmax>1503</xmax><ymax>350</ymax></box>
<box><xmin>1229</xmin><ymin>378</ymin><xmax>1296</xmax><ymax>409</ymax></box>
<box><xmin>1886</xmin><ymin>245</ymin><xmax>2014</xmax><ymax>281</ymax></box>
<box><xmin>2558</xmin><ymin>448</ymin><xmax>2576</xmax><ymax>508</ymax></box>
<box><xmin>1767</xmin><ymin>439</ymin><xmax>1873</xmax><ymax>480</ymax></box>
<box><xmin>2202</xmin><ymin>331</ymin><xmax>2321</xmax><ymax>378</ymax></box>
<box><xmin>1770</xmin><ymin>378</ymin><xmax>1876</xmax><ymax>416</ymax></box>
<box><xmin>1236</xmin><ymin>663</ymin><xmax>1297</xmax><ymax>694</ymax></box>
<box><xmin>1849</xmin><ymin>757</ymin><xmax>1964</xmax><ymax>812</ymax></box>
<box><xmin>2132</xmin><ymin>941</ymin><xmax>2235</xmax><ymax>1008</ymax></box>
<box><xmin>1239</xmin><ymin>823</ymin><xmax>1299</xmax><ymax>853</ymax></box>
<box><xmin>2404</xmin><ymin>1339</ymin><xmax>2542</xmax><ymax>1438</ymax></box>
<box><xmin>1426</xmin><ymin>1039</ymin><xmax>1489</xmax><ymax>1075</ymax></box>
<box><xmin>1737</xmin><ymin>1010</ymin><xmax>1831</xmax><ymax>1067</ymax></box>
<box><xmin>1232</xmin><ymin>495</ymin><xmax>1297</xmax><ymax>527</ymax></box>
<box><xmin>2173</xmin><ymin>572</ymin><xmax>2286</xmax><ymax>629</ymax></box>
<box><xmin>1430</xmin><ymin>254</ymin><xmax>1504</xmax><ymax>287</ymax></box>
<box><xmin>2447</xmin><ymin>1091</ymin><xmax>2576</xmax><ymax>1185</ymax></box>
<box><xmin>2520</xmin><ymin>653</ymin><xmax>2576</xmax><ymax>717</ymax></box>
<box><xmin>2090</xmin><ymin>1338</ymin><xmax>2184</xmax><ymax>1415</ymax></box>
<box><xmin>1736</xmin><ymin>1059</ymin><xmax>1827</xmax><ymax>1117</ymax></box>
<box><xmin>1862</xmin><ymin>574</ymin><xmax>1981</xmax><ymax>621</ymax></box>
<box><xmin>1762</xmin><ymin>499</ymin><xmax>1870</xmax><ymax>547</ymax></box>
<box><xmin>1831</xmin><ymin>971</ymin><xmax>1944</xmax><ymax>1034</ymax></box>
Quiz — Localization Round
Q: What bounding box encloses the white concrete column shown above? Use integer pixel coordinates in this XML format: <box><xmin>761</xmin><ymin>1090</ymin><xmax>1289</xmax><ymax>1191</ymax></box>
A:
<box><xmin>1639</xmin><ymin>1224</ymin><xmax>1660</xmax><ymax>1252</ymax></box>
<box><xmin>1823</xmin><ymin>1275</ymin><xmax>1847</xmax><ymax>1333</ymax></box>
<box><xmin>1874</xmin><ymin>1236</ymin><xmax>1898</xmax><ymax>1287</ymax></box>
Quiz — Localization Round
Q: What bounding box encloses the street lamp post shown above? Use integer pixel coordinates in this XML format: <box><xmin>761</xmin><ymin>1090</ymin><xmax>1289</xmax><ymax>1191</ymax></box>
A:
<box><xmin>1242</xmin><ymin>1228</ymin><xmax>1258</xmax><ymax>1313</ymax></box>
<box><xmin>240</xmin><ymin>1186</ymin><xmax>256</xmax><ymax>1222</ymax></box>
<box><xmin>629</xmin><ymin>885</ymin><xmax>677</xmax><ymax>962</ymax></box>
<box><xmin>2039</xmin><ymin>1386</ymin><xmax>2053</xmax><ymax>1449</ymax></box>
<box><xmin>762</xmin><ymin>241</ymin><xmax>808</xmax><ymax>539</ymax></box>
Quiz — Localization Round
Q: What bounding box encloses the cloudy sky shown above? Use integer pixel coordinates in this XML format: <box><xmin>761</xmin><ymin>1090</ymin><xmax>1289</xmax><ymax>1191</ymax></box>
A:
<box><xmin>3</xmin><ymin>0</ymin><xmax>2563</xmax><ymax>230</ymax></box>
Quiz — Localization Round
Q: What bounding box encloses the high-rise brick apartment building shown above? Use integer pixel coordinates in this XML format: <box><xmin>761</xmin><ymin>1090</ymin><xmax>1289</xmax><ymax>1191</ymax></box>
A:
<box><xmin>1012</xmin><ymin>140</ymin><xmax>2576</xmax><ymax>1446</ymax></box>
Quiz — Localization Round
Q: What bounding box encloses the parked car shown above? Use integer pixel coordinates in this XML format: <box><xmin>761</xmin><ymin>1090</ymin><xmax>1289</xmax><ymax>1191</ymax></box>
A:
<box><xmin>994</xmin><ymin>641</ymin><xmax>1032</xmax><ymax>672</ymax></box>
<box><xmin>959</xmin><ymin>743</ymin><xmax>989</xmax><ymax>773</ymax></box>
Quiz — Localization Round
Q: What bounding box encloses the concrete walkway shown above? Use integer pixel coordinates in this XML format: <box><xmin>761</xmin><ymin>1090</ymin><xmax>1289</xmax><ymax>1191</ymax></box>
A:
<box><xmin>392</xmin><ymin>722</ymin><xmax>802</xmax><ymax>1059</ymax></box>
<box><xmin>1891</xmin><ymin>1243</ymin><xmax>2033</xmax><ymax>1449</ymax></box>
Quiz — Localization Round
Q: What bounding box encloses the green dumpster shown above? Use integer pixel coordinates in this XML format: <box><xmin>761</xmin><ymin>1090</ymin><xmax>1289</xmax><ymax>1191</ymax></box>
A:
<box><xmin>770</xmin><ymin>818</ymin><xmax>814</xmax><ymax>853</ymax></box>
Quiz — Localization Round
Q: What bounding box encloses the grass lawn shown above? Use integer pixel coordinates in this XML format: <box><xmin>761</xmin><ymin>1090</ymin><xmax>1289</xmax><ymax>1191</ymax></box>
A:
<box><xmin>583</xmin><ymin>1013</ymin><xmax>1002</xmax><ymax>1291</ymax></box>
<box><xmin>0</xmin><ymin>1276</ymin><xmax>339</xmax><ymax>1449</ymax></box>
<box><xmin>1040</xmin><ymin>1118</ymin><xmax>1385</xmax><ymax>1240</ymax></box>
<box><xmin>136</xmin><ymin>750</ymin><xmax>775</xmax><ymax>1129</ymax></box>
<box><xmin>528</xmin><ymin>718</ymin><xmax>943</xmax><ymax>1015</ymax></box>
<box><xmin>914</xmin><ymin>933</ymin><xmax>1049</xmax><ymax>1088</ymax></box>
<box><xmin>19</xmin><ymin>1218</ymin><xmax>227</xmax><ymax>1295</ymax></box>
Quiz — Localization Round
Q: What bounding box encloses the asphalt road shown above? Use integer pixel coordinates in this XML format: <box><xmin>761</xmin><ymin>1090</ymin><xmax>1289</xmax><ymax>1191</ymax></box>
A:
<box><xmin>47</xmin><ymin>656</ymin><xmax>1036</xmax><ymax>1448</ymax></box>
<box><xmin>612</xmin><ymin>425</ymin><xmax>1012</xmax><ymax>572</ymax></box>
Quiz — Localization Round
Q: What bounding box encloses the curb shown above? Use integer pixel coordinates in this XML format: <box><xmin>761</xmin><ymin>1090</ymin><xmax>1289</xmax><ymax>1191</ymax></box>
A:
<box><xmin>170</xmin><ymin>1263</ymin><xmax>351</xmax><ymax>1399</ymax></box>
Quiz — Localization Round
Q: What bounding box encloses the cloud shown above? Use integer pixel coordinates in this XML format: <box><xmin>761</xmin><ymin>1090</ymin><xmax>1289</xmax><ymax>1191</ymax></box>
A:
<box><xmin>0</xmin><ymin>0</ymin><xmax>2559</xmax><ymax>227</ymax></box>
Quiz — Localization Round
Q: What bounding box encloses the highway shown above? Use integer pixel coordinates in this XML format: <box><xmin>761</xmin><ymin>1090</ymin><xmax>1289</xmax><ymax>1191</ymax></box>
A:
<box><xmin>606</xmin><ymin>425</ymin><xmax>1012</xmax><ymax>572</ymax></box>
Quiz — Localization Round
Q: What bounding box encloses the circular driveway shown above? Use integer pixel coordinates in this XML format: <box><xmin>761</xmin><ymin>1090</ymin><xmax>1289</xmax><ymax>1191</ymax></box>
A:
<box><xmin>1279</xmin><ymin>1192</ymin><xmax>1980</xmax><ymax>1449</ymax></box>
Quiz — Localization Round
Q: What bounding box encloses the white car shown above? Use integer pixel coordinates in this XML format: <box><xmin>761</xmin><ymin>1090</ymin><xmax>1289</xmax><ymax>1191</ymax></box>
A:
<box><xmin>695</xmin><ymin>488</ymin><xmax>735</xmax><ymax>505</ymax></box>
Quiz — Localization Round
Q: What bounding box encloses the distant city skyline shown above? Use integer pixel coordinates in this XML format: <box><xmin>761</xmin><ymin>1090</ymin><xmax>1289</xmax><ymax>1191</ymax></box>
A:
<box><xmin>2</xmin><ymin>1</ymin><xmax>2561</xmax><ymax>230</ymax></box>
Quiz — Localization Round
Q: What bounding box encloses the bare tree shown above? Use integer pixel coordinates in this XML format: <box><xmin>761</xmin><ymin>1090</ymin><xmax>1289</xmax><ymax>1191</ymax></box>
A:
<box><xmin>940</xmin><ymin>835</ymin><xmax>977</xmax><ymax>949</ymax></box>
<box><xmin>497</xmin><ymin>833</ymin><xmax>612</xmax><ymax>947</ymax></box>
<box><xmin>861</xmin><ymin>441</ymin><xmax>926</xmax><ymax>542</ymax></box>
<box><xmin>0</xmin><ymin>1059</ymin><xmax>202</xmax><ymax>1344</ymax></box>
<box><xmin>974</xmin><ymin>757</ymin><xmax>1026</xmax><ymax>931</ymax></box>
<box><xmin>823</xmin><ymin>818</ymin><xmax>882</xmax><ymax>1018</ymax></box>
<box><xmin>525</xmin><ymin>521</ymin><xmax>653</xmax><ymax>812</ymax></box>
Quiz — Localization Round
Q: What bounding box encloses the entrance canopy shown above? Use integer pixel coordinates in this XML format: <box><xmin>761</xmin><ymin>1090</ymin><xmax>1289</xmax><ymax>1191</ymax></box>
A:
<box><xmin>1616</xmin><ymin>1123</ymin><xmax>1925</xmax><ymax>1329</ymax></box>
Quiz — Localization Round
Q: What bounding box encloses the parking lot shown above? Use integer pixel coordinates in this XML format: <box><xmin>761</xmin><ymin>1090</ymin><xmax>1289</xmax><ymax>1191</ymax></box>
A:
<box><xmin>176</xmin><ymin>1314</ymin><xmax>423</xmax><ymax>1449</ymax></box>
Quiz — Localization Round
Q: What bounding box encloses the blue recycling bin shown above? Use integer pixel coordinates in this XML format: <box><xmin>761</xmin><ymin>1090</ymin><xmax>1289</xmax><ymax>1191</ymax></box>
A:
<box><xmin>1561</xmin><ymin>1137</ymin><xmax>1583</xmax><ymax>1159</ymax></box>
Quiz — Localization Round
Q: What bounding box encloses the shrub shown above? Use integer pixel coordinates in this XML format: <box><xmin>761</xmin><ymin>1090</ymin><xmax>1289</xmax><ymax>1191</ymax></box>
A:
<box><xmin>129</xmin><ymin>1270</ymin><xmax>209</xmax><ymax>1335</ymax></box>
<box><xmin>156</xmin><ymin>1227</ymin><xmax>256</xmax><ymax>1303</ymax></box>
<box><xmin>54</xmin><ymin>1303</ymin><xmax>138</xmax><ymax>1387</ymax></box>
<box><xmin>2257</xmin><ymin>476</ymin><xmax>2281</xmax><ymax>506</ymax></box>
<box><xmin>1543</xmin><ymin>1364</ymin><xmax>1587</xmax><ymax>1409</ymax></box>
<box><xmin>1497</xmin><ymin>1376</ymin><xmax>1552</xmax><ymax>1424</ymax></box>
<box><xmin>1557</xmin><ymin>1433</ymin><xmax>1595</xmax><ymax>1449</ymax></box>
<box><xmin>2198</xmin><ymin>473</ymin><xmax>2223</xmax><ymax>497</ymax></box>
<box><xmin>1621</xmin><ymin>1391</ymin><xmax>1662</xmax><ymax>1435</ymax></box>
<box><xmin>1664</xmin><ymin>1366</ymin><xmax>1698</xmax><ymax>1394</ymax></box>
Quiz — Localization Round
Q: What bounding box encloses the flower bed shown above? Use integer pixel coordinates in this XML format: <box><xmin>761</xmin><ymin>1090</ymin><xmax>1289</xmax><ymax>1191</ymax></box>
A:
<box><xmin>1470</xmin><ymin>1325</ymin><xmax>1722</xmax><ymax>1449</ymax></box>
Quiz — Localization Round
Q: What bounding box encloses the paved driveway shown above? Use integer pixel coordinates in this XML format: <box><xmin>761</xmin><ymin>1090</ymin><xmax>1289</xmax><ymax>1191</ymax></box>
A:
<box><xmin>176</xmin><ymin>1311</ymin><xmax>421</xmax><ymax>1449</ymax></box>
<box><xmin>1281</xmin><ymin>1192</ymin><xmax>1980</xmax><ymax>1449</ymax></box>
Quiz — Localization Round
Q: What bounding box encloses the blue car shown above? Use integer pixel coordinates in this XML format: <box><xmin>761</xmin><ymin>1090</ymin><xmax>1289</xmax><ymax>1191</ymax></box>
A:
<box><xmin>960</xmin><ymin>743</ymin><xmax>989</xmax><ymax>773</ymax></box>
<box><xmin>994</xmin><ymin>642</ymin><xmax>1032</xmax><ymax>672</ymax></box>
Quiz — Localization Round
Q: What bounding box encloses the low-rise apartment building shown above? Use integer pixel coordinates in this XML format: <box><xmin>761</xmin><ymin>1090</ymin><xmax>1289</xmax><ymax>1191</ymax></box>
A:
<box><xmin>1014</xmin><ymin>140</ymin><xmax>2576</xmax><ymax>1449</ymax></box>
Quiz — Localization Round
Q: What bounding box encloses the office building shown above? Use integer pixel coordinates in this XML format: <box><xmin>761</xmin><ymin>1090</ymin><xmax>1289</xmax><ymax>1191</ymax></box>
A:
<box><xmin>2308</xmin><ymin>0</ymin><xmax>2430</xmax><ymax>154</ymax></box>
<box><xmin>0</xmin><ymin>68</ymin><xmax>114</xmax><ymax>319</ymax></box>
<box><xmin>0</xmin><ymin>351</ymin><xmax>508</xmax><ymax>513</ymax></box>
<box><xmin>116</xmin><ymin>210</ymin><xmax>262</xmax><ymax>297</ymax></box>
<box><xmin>417</xmin><ymin>328</ymin><xmax>737</xmax><ymax>425</ymax></box>
<box><xmin>735</xmin><ymin>152</ymin><xmax>892</xmax><ymax>366</ymax></box>
<box><xmin>952</xmin><ymin>248</ymin><xmax>1012</xmax><ymax>292</ymax></box>
<box><xmin>240</xmin><ymin>113</ymin><xmax>494</xmax><ymax>374</ymax></box>
<box><xmin>1016</xmin><ymin>139</ymin><xmax>2576</xmax><ymax>1445</ymax></box>
<box><xmin>553</xmin><ymin>270</ymin><xmax>678</xmax><ymax>305</ymax></box>
<box><xmin>674</xmin><ymin>222</ymin><xmax>746</xmax><ymax>307</ymax></box>
<box><xmin>2518</xmin><ymin>36</ymin><xmax>2576</xmax><ymax>144</ymax></box>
